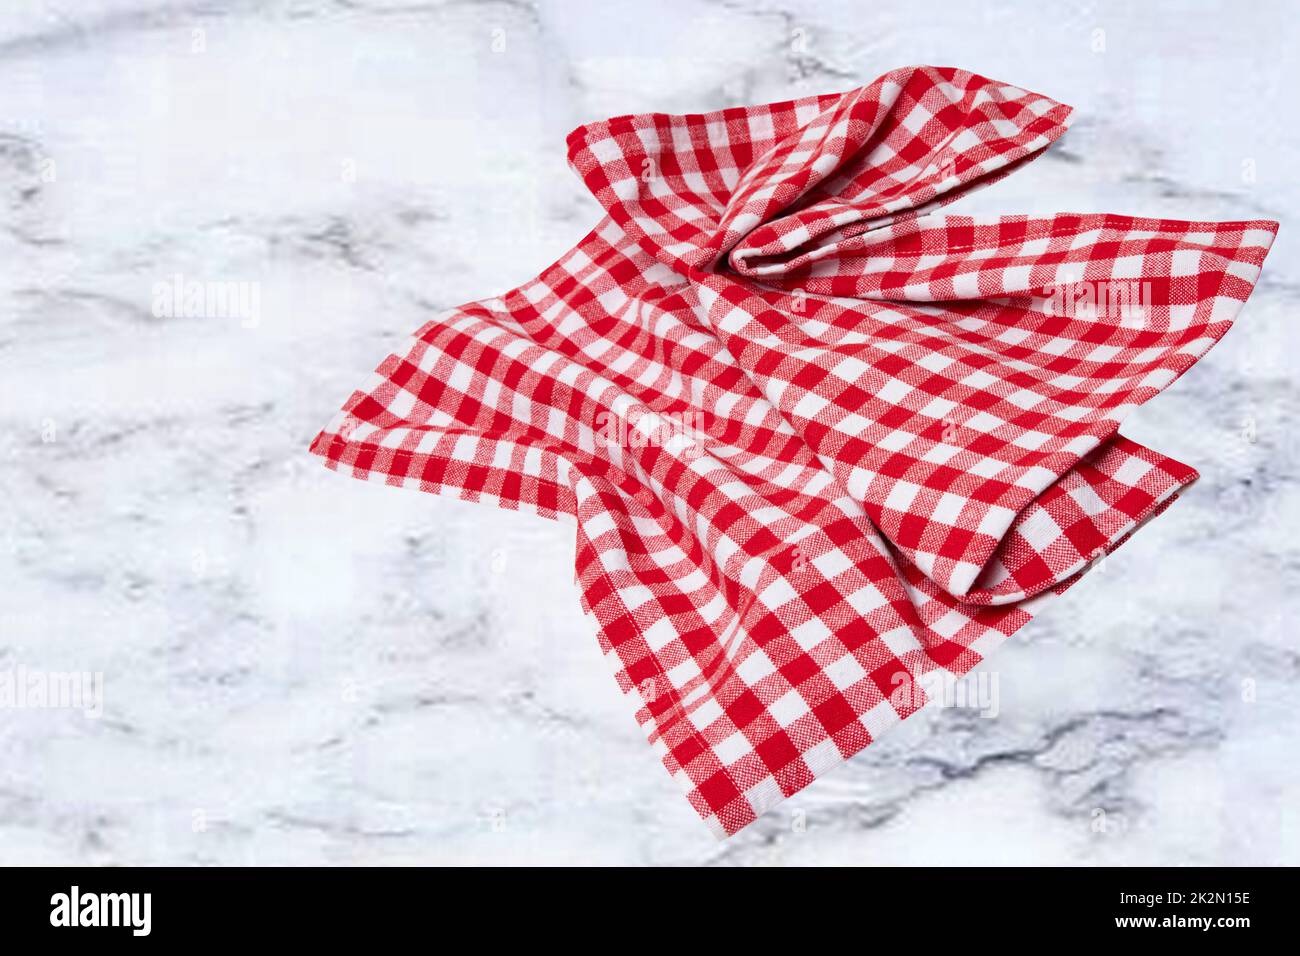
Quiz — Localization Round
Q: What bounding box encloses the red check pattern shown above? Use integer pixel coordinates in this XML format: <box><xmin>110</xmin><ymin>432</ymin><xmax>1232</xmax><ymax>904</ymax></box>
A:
<box><xmin>310</xmin><ymin>66</ymin><xmax>1277</xmax><ymax>837</ymax></box>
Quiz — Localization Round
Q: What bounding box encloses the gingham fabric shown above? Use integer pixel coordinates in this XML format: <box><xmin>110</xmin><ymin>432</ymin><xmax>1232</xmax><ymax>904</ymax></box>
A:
<box><xmin>310</xmin><ymin>66</ymin><xmax>1277</xmax><ymax>837</ymax></box>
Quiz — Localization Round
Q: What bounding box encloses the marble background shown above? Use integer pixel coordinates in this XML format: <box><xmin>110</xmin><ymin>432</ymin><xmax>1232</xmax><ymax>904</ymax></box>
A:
<box><xmin>1</xmin><ymin>0</ymin><xmax>1297</xmax><ymax>866</ymax></box>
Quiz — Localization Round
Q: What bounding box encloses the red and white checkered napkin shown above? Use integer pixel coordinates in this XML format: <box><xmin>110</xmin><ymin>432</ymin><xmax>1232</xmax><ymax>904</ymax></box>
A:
<box><xmin>311</xmin><ymin>66</ymin><xmax>1277</xmax><ymax>837</ymax></box>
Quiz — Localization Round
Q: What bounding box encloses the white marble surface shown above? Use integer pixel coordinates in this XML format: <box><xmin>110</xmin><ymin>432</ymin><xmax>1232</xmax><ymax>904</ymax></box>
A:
<box><xmin>1</xmin><ymin>0</ymin><xmax>1297</xmax><ymax>865</ymax></box>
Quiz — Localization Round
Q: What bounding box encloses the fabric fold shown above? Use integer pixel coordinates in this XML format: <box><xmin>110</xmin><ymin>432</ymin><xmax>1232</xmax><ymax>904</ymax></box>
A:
<box><xmin>311</xmin><ymin>65</ymin><xmax>1277</xmax><ymax>837</ymax></box>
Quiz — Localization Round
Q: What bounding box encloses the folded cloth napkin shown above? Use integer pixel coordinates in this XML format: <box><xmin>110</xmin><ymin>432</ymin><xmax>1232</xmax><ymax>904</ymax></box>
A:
<box><xmin>311</xmin><ymin>65</ymin><xmax>1277</xmax><ymax>838</ymax></box>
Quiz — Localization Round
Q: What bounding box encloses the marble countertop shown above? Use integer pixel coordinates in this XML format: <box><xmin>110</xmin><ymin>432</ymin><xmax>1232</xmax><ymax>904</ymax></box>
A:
<box><xmin>1</xmin><ymin>0</ymin><xmax>1297</xmax><ymax>865</ymax></box>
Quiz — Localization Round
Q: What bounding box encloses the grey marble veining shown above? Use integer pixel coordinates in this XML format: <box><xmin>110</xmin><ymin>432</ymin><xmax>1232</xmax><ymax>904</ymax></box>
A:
<box><xmin>0</xmin><ymin>0</ymin><xmax>1297</xmax><ymax>865</ymax></box>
